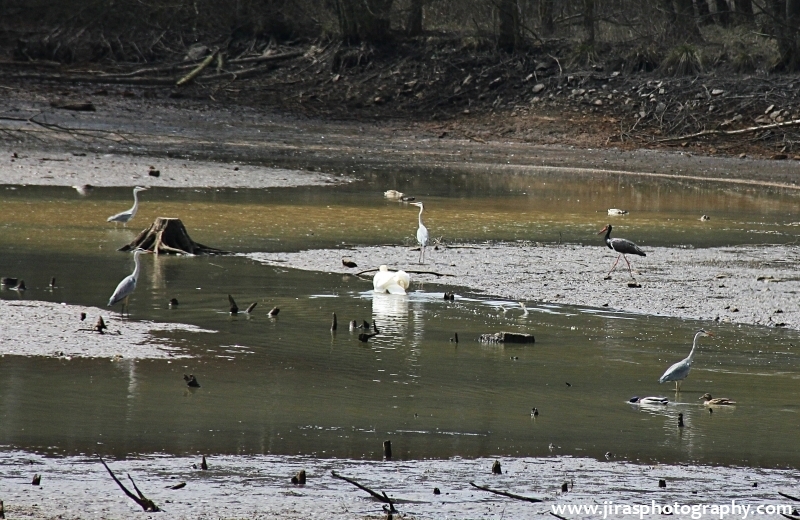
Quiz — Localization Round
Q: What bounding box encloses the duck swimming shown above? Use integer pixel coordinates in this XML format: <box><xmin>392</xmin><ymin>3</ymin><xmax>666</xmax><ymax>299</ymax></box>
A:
<box><xmin>629</xmin><ymin>396</ymin><xmax>669</xmax><ymax>405</ymax></box>
<box><xmin>699</xmin><ymin>393</ymin><xmax>736</xmax><ymax>405</ymax></box>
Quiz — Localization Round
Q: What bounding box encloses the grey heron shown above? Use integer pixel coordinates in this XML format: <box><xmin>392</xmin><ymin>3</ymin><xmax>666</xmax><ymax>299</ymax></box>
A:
<box><xmin>658</xmin><ymin>329</ymin><xmax>714</xmax><ymax>391</ymax></box>
<box><xmin>409</xmin><ymin>201</ymin><xmax>429</xmax><ymax>263</ymax></box>
<box><xmin>107</xmin><ymin>186</ymin><xmax>147</xmax><ymax>225</ymax></box>
<box><xmin>107</xmin><ymin>250</ymin><xmax>143</xmax><ymax>316</ymax></box>
<box><xmin>597</xmin><ymin>224</ymin><xmax>645</xmax><ymax>277</ymax></box>
<box><xmin>699</xmin><ymin>393</ymin><xmax>736</xmax><ymax>405</ymax></box>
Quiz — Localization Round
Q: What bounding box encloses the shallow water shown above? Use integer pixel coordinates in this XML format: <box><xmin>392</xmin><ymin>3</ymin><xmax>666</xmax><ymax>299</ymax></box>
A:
<box><xmin>0</xmin><ymin>171</ymin><xmax>799</xmax><ymax>468</ymax></box>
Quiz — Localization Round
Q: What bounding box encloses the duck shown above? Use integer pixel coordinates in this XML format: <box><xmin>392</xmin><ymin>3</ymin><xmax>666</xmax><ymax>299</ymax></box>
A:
<box><xmin>699</xmin><ymin>393</ymin><xmax>736</xmax><ymax>405</ymax></box>
<box><xmin>629</xmin><ymin>396</ymin><xmax>669</xmax><ymax>405</ymax></box>
<box><xmin>373</xmin><ymin>265</ymin><xmax>411</xmax><ymax>294</ymax></box>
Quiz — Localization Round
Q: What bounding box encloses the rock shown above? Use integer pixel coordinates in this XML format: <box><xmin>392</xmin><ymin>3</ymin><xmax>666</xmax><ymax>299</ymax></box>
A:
<box><xmin>532</xmin><ymin>83</ymin><xmax>545</xmax><ymax>94</ymax></box>
<box><xmin>711</xmin><ymin>89</ymin><xmax>724</xmax><ymax>96</ymax></box>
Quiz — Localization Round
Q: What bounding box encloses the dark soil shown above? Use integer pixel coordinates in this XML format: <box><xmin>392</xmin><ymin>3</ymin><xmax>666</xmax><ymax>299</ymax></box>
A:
<box><xmin>2</xmin><ymin>37</ymin><xmax>800</xmax><ymax>159</ymax></box>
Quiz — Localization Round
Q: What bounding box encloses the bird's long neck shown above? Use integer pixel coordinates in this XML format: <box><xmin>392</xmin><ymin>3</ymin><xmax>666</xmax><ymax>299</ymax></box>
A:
<box><xmin>418</xmin><ymin>206</ymin><xmax>424</xmax><ymax>227</ymax></box>
<box><xmin>131</xmin><ymin>252</ymin><xmax>141</xmax><ymax>280</ymax></box>
<box><xmin>131</xmin><ymin>190</ymin><xmax>140</xmax><ymax>212</ymax></box>
<box><xmin>687</xmin><ymin>332</ymin><xmax>702</xmax><ymax>361</ymax></box>
<box><xmin>604</xmin><ymin>227</ymin><xmax>613</xmax><ymax>248</ymax></box>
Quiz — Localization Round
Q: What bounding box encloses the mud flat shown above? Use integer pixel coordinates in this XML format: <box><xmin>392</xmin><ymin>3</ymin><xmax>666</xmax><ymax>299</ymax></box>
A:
<box><xmin>0</xmin><ymin>300</ymin><xmax>213</xmax><ymax>359</ymax></box>
<box><xmin>0</xmin><ymin>450</ymin><xmax>797</xmax><ymax>520</ymax></box>
<box><xmin>0</xmin><ymin>147</ymin><xmax>352</xmax><ymax>189</ymax></box>
<box><xmin>248</xmin><ymin>242</ymin><xmax>800</xmax><ymax>330</ymax></box>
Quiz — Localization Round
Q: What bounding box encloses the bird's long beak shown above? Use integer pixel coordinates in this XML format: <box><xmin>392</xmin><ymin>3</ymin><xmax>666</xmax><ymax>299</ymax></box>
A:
<box><xmin>705</xmin><ymin>331</ymin><xmax>715</xmax><ymax>337</ymax></box>
<box><xmin>597</xmin><ymin>225</ymin><xmax>609</xmax><ymax>235</ymax></box>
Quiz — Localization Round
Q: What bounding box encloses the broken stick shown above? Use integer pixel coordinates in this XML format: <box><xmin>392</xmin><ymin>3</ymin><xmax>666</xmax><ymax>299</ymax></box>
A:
<box><xmin>331</xmin><ymin>470</ymin><xmax>393</xmax><ymax>504</ymax></box>
<box><xmin>469</xmin><ymin>481</ymin><xmax>543</xmax><ymax>503</ymax></box>
<box><xmin>99</xmin><ymin>457</ymin><xmax>159</xmax><ymax>512</ymax></box>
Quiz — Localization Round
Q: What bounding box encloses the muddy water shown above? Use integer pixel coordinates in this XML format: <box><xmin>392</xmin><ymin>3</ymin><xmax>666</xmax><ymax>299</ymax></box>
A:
<box><xmin>0</xmin><ymin>174</ymin><xmax>799</xmax><ymax>468</ymax></box>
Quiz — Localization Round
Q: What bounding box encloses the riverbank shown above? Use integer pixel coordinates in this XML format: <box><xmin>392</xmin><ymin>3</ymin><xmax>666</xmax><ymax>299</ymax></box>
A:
<box><xmin>0</xmin><ymin>450</ymin><xmax>797</xmax><ymax>520</ymax></box>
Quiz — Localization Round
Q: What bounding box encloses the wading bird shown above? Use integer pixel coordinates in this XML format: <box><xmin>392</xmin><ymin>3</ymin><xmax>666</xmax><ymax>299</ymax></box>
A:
<box><xmin>699</xmin><ymin>393</ymin><xmax>736</xmax><ymax>405</ymax></box>
<box><xmin>658</xmin><ymin>329</ymin><xmax>714</xmax><ymax>391</ymax></box>
<box><xmin>107</xmin><ymin>186</ymin><xmax>147</xmax><ymax>225</ymax></box>
<box><xmin>409</xmin><ymin>201</ymin><xmax>429</xmax><ymax>263</ymax></box>
<box><xmin>107</xmin><ymin>250</ymin><xmax>143</xmax><ymax>316</ymax></box>
<box><xmin>597</xmin><ymin>224</ymin><xmax>646</xmax><ymax>277</ymax></box>
<box><xmin>373</xmin><ymin>265</ymin><xmax>411</xmax><ymax>294</ymax></box>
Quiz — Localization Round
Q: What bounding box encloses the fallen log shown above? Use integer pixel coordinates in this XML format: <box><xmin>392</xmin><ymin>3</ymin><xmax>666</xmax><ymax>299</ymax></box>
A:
<box><xmin>119</xmin><ymin>217</ymin><xmax>228</xmax><ymax>255</ymax></box>
<box><xmin>176</xmin><ymin>50</ymin><xmax>218</xmax><ymax>87</ymax></box>
<box><xmin>659</xmin><ymin>118</ymin><xmax>800</xmax><ymax>142</ymax></box>
<box><xmin>478</xmin><ymin>332</ymin><xmax>535</xmax><ymax>344</ymax></box>
<box><xmin>469</xmin><ymin>481</ymin><xmax>543</xmax><ymax>503</ymax></box>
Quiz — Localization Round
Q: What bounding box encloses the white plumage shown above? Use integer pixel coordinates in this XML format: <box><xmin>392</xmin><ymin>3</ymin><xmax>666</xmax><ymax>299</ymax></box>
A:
<box><xmin>373</xmin><ymin>265</ymin><xmax>411</xmax><ymax>295</ymax></box>
<box><xmin>410</xmin><ymin>201</ymin><xmax>429</xmax><ymax>263</ymax></box>
<box><xmin>107</xmin><ymin>186</ymin><xmax>147</xmax><ymax>224</ymax></box>
<box><xmin>384</xmin><ymin>190</ymin><xmax>404</xmax><ymax>200</ymax></box>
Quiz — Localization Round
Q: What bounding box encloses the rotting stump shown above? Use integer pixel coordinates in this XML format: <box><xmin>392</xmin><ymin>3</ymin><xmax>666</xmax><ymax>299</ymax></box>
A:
<box><xmin>119</xmin><ymin>217</ymin><xmax>228</xmax><ymax>255</ymax></box>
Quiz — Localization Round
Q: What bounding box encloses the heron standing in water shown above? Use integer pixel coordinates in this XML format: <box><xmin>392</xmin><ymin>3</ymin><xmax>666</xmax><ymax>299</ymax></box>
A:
<box><xmin>107</xmin><ymin>186</ymin><xmax>147</xmax><ymax>225</ymax></box>
<box><xmin>658</xmin><ymin>330</ymin><xmax>714</xmax><ymax>391</ymax></box>
<box><xmin>409</xmin><ymin>201</ymin><xmax>429</xmax><ymax>263</ymax></box>
<box><xmin>597</xmin><ymin>224</ymin><xmax>645</xmax><ymax>277</ymax></box>
<box><xmin>107</xmin><ymin>250</ymin><xmax>144</xmax><ymax>316</ymax></box>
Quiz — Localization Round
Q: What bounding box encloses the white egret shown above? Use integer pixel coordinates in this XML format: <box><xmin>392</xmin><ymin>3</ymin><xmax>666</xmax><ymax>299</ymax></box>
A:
<box><xmin>658</xmin><ymin>329</ymin><xmax>714</xmax><ymax>391</ymax></box>
<box><xmin>598</xmin><ymin>224</ymin><xmax>646</xmax><ymax>277</ymax></box>
<box><xmin>373</xmin><ymin>265</ymin><xmax>411</xmax><ymax>294</ymax></box>
<box><xmin>699</xmin><ymin>393</ymin><xmax>736</xmax><ymax>405</ymax></box>
<box><xmin>409</xmin><ymin>201</ymin><xmax>429</xmax><ymax>263</ymax></box>
<box><xmin>107</xmin><ymin>186</ymin><xmax>147</xmax><ymax>225</ymax></box>
<box><xmin>107</xmin><ymin>250</ymin><xmax>144</xmax><ymax>316</ymax></box>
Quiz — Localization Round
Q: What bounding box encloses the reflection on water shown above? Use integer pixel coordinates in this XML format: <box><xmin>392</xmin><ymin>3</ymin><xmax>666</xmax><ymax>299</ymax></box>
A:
<box><xmin>0</xmin><ymin>171</ymin><xmax>799</xmax><ymax>468</ymax></box>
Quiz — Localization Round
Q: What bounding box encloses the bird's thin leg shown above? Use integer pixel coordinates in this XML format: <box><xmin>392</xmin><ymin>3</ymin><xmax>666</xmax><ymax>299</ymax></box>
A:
<box><xmin>622</xmin><ymin>254</ymin><xmax>635</xmax><ymax>277</ymax></box>
<box><xmin>607</xmin><ymin>254</ymin><xmax>622</xmax><ymax>276</ymax></box>
<box><xmin>419</xmin><ymin>246</ymin><xmax>425</xmax><ymax>264</ymax></box>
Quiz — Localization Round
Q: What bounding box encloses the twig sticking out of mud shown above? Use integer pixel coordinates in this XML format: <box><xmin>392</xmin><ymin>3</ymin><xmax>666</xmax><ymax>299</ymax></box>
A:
<box><xmin>779</xmin><ymin>491</ymin><xmax>800</xmax><ymax>502</ymax></box>
<box><xmin>330</xmin><ymin>470</ymin><xmax>395</xmax><ymax>508</ymax></box>
<box><xmin>469</xmin><ymin>481</ymin><xmax>543</xmax><ymax>503</ymax></box>
<box><xmin>99</xmin><ymin>457</ymin><xmax>160</xmax><ymax>512</ymax></box>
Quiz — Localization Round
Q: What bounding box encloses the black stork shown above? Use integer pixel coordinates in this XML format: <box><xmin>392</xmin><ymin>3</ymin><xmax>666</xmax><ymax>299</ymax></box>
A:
<box><xmin>597</xmin><ymin>224</ymin><xmax>645</xmax><ymax>277</ymax></box>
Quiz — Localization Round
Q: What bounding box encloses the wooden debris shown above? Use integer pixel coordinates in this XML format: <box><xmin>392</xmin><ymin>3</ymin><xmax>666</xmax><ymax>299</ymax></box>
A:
<box><xmin>491</xmin><ymin>460</ymin><xmax>502</xmax><ymax>474</ymax></box>
<box><xmin>176</xmin><ymin>50</ymin><xmax>218</xmax><ymax>87</ymax></box>
<box><xmin>331</xmin><ymin>312</ymin><xmax>337</xmax><ymax>331</ymax></box>
<box><xmin>119</xmin><ymin>217</ymin><xmax>227</xmax><ymax>255</ymax></box>
<box><xmin>49</xmin><ymin>101</ymin><xmax>96</xmax><ymax>111</ymax></box>
<box><xmin>779</xmin><ymin>491</ymin><xmax>800</xmax><ymax>502</ymax></box>
<box><xmin>291</xmin><ymin>470</ymin><xmax>306</xmax><ymax>485</ymax></box>
<box><xmin>331</xmin><ymin>470</ymin><xmax>395</xmax><ymax>505</ymax></box>
<box><xmin>0</xmin><ymin>499</ymin><xmax>4</xmax><ymax>519</ymax></box>
<box><xmin>469</xmin><ymin>481</ymin><xmax>543</xmax><ymax>503</ymax></box>
<box><xmin>184</xmin><ymin>374</ymin><xmax>200</xmax><ymax>388</ymax></box>
<box><xmin>94</xmin><ymin>316</ymin><xmax>107</xmax><ymax>333</ymax></box>
<box><xmin>31</xmin><ymin>474</ymin><xmax>41</xmax><ymax>485</ymax></box>
<box><xmin>383</xmin><ymin>440</ymin><xmax>392</xmax><ymax>460</ymax></box>
<box><xmin>169</xmin><ymin>482</ymin><xmax>186</xmax><ymax>489</ymax></box>
<box><xmin>478</xmin><ymin>332</ymin><xmax>535</xmax><ymax>344</ymax></box>
<box><xmin>99</xmin><ymin>457</ymin><xmax>159</xmax><ymax>512</ymax></box>
<box><xmin>201</xmin><ymin>455</ymin><xmax>208</xmax><ymax>470</ymax></box>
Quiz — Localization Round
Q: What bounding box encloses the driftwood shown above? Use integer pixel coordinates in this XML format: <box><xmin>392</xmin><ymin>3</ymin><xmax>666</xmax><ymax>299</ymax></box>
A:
<box><xmin>330</xmin><ymin>470</ymin><xmax>394</xmax><ymax>506</ymax></box>
<box><xmin>176</xmin><ymin>51</ymin><xmax>217</xmax><ymax>87</ymax></box>
<box><xmin>478</xmin><ymin>332</ymin><xmax>536</xmax><ymax>344</ymax></box>
<box><xmin>99</xmin><ymin>457</ymin><xmax>159</xmax><ymax>512</ymax></box>
<box><xmin>469</xmin><ymin>481</ymin><xmax>543</xmax><ymax>503</ymax></box>
<box><xmin>779</xmin><ymin>492</ymin><xmax>800</xmax><ymax>502</ymax></box>
<box><xmin>659</xmin><ymin>118</ymin><xmax>800</xmax><ymax>142</ymax></box>
<box><xmin>119</xmin><ymin>217</ymin><xmax>227</xmax><ymax>255</ymax></box>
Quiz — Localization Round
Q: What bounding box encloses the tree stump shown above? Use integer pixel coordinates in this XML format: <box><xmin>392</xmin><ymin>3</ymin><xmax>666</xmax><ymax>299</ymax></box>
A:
<box><xmin>118</xmin><ymin>217</ymin><xmax>228</xmax><ymax>255</ymax></box>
